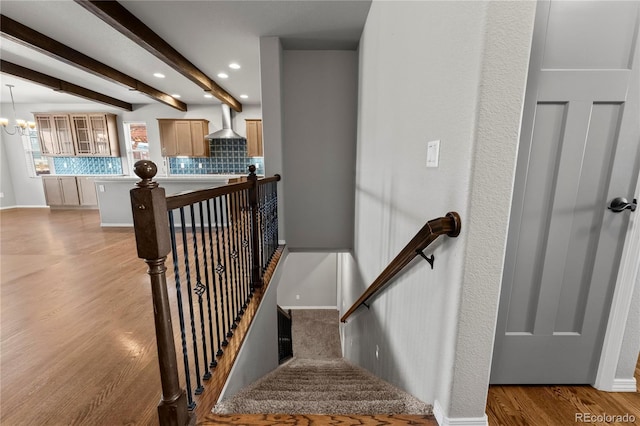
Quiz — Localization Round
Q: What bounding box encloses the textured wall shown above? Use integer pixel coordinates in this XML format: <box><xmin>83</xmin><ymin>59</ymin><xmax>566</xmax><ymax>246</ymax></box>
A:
<box><xmin>277</xmin><ymin>252</ymin><xmax>338</xmax><ymax>308</ymax></box>
<box><xmin>339</xmin><ymin>0</ymin><xmax>535</xmax><ymax>422</ymax></box>
<box><xmin>282</xmin><ymin>50</ymin><xmax>358</xmax><ymax>250</ymax></box>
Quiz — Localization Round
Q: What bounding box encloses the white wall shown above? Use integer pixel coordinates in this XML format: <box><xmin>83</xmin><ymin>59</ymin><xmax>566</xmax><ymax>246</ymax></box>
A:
<box><xmin>260</xmin><ymin>37</ymin><xmax>286</xmax><ymax>243</ymax></box>
<box><xmin>281</xmin><ymin>50</ymin><xmax>358</xmax><ymax>250</ymax></box>
<box><xmin>0</xmin><ymin>102</ymin><xmax>261</xmax><ymax>208</ymax></box>
<box><xmin>0</xmin><ymin>130</ymin><xmax>17</xmax><ymax>208</ymax></box>
<box><xmin>277</xmin><ymin>252</ymin><xmax>338</xmax><ymax>309</ymax></box>
<box><xmin>339</xmin><ymin>1</ymin><xmax>535</xmax><ymax>423</ymax></box>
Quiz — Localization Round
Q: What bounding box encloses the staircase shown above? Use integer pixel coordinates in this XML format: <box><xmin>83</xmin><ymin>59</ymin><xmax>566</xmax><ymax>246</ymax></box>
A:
<box><xmin>203</xmin><ymin>310</ymin><xmax>435</xmax><ymax>425</ymax></box>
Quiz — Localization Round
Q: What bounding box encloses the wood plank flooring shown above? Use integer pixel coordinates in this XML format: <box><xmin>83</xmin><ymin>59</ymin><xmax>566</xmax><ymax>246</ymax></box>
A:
<box><xmin>1</xmin><ymin>209</ymin><xmax>637</xmax><ymax>426</ymax></box>
<box><xmin>486</xmin><ymin>361</ymin><xmax>640</xmax><ymax>426</ymax></box>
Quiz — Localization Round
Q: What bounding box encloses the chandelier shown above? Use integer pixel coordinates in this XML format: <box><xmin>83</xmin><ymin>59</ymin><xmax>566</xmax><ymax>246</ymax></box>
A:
<box><xmin>1</xmin><ymin>84</ymin><xmax>35</xmax><ymax>136</ymax></box>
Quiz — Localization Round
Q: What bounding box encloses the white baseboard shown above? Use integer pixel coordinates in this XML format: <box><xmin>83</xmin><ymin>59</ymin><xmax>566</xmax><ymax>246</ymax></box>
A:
<box><xmin>433</xmin><ymin>400</ymin><xmax>488</xmax><ymax>426</ymax></box>
<box><xmin>279</xmin><ymin>306</ymin><xmax>338</xmax><ymax>310</ymax></box>
<box><xmin>609</xmin><ymin>378</ymin><xmax>637</xmax><ymax>392</ymax></box>
<box><xmin>0</xmin><ymin>205</ymin><xmax>49</xmax><ymax>210</ymax></box>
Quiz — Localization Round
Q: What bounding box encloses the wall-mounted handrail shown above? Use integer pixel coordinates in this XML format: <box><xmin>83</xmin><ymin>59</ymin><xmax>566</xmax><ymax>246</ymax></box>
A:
<box><xmin>340</xmin><ymin>212</ymin><xmax>461</xmax><ymax>323</ymax></box>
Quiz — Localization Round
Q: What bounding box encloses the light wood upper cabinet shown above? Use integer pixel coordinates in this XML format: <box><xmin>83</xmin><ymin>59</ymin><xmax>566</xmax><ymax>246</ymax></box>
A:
<box><xmin>245</xmin><ymin>119</ymin><xmax>263</xmax><ymax>157</ymax></box>
<box><xmin>158</xmin><ymin>119</ymin><xmax>209</xmax><ymax>157</ymax></box>
<box><xmin>35</xmin><ymin>113</ymin><xmax>120</xmax><ymax>157</ymax></box>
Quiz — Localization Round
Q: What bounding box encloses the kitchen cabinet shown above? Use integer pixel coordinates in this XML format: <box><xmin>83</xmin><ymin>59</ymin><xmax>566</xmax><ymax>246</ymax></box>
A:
<box><xmin>42</xmin><ymin>176</ymin><xmax>98</xmax><ymax>208</ymax></box>
<box><xmin>70</xmin><ymin>114</ymin><xmax>120</xmax><ymax>156</ymax></box>
<box><xmin>245</xmin><ymin>119</ymin><xmax>263</xmax><ymax>157</ymax></box>
<box><xmin>35</xmin><ymin>113</ymin><xmax>120</xmax><ymax>157</ymax></box>
<box><xmin>42</xmin><ymin>176</ymin><xmax>80</xmax><ymax>207</ymax></box>
<box><xmin>77</xmin><ymin>177</ymin><xmax>98</xmax><ymax>206</ymax></box>
<box><xmin>35</xmin><ymin>114</ymin><xmax>75</xmax><ymax>156</ymax></box>
<box><xmin>158</xmin><ymin>119</ymin><xmax>209</xmax><ymax>157</ymax></box>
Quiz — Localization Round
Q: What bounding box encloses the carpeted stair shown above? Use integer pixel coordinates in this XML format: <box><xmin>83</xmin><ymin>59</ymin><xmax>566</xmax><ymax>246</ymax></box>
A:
<box><xmin>213</xmin><ymin>310</ymin><xmax>432</xmax><ymax>416</ymax></box>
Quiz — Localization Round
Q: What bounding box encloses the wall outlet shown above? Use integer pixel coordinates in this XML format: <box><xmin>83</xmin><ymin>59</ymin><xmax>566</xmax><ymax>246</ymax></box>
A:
<box><xmin>180</xmin><ymin>163</ymin><xmax>185</xmax><ymax>169</ymax></box>
<box><xmin>98</xmin><ymin>185</ymin><xmax>105</xmax><ymax>193</ymax></box>
<box><xmin>198</xmin><ymin>163</ymin><xmax>203</xmax><ymax>169</ymax></box>
<box><xmin>296</xmin><ymin>294</ymin><xmax>300</xmax><ymax>300</ymax></box>
<box><xmin>0</xmin><ymin>192</ymin><xmax>4</xmax><ymax>198</ymax></box>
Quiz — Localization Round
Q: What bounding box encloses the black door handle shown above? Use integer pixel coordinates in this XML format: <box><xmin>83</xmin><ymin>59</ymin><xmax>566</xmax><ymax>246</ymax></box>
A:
<box><xmin>608</xmin><ymin>197</ymin><xmax>637</xmax><ymax>213</ymax></box>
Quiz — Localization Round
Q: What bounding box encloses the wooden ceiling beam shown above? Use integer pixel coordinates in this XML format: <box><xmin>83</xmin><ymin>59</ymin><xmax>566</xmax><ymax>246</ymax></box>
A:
<box><xmin>1</xmin><ymin>60</ymin><xmax>133</xmax><ymax>111</ymax></box>
<box><xmin>0</xmin><ymin>14</ymin><xmax>187</xmax><ymax>111</ymax></box>
<box><xmin>74</xmin><ymin>0</ymin><xmax>243</xmax><ymax>112</ymax></box>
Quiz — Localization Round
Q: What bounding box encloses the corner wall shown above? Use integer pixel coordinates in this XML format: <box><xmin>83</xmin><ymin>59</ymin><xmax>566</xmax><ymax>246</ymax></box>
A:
<box><xmin>339</xmin><ymin>1</ymin><xmax>535</xmax><ymax>423</ymax></box>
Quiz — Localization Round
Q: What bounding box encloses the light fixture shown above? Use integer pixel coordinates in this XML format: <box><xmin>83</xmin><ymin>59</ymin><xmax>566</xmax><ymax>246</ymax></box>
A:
<box><xmin>240</xmin><ymin>94</ymin><xmax>249</xmax><ymax>99</ymax></box>
<box><xmin>1</xmin><ymin>85</ymin><xmax>35</xmax><ymax>136</ymax></box>
<box><xmin>153</xmin><ymin>72</ymin><xmax>165</xmax><ymax>78</ymax></box>
<box><xmin>204</xmin><ymin>94</ymin><xmax>213</xmax><ymax>98</ymax></box>
<box><xmin>217</xmin><ymin>72</ymin><xmax>229</xmax><ymax>79</ymax></box>
<box><xmin>229</xmin><ymin>63</ymin><xmax>241</xmax><ymax>70</ymax></box>
<box><xmin>171</xmin><ymin>94</ymin><xmax>181</xmax><ymax>98</ymax></box>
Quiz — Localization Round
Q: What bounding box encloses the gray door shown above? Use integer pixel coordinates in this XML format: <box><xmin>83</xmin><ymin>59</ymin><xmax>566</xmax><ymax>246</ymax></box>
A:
<box><xmin>491</xmin><ymin>0</ymin><xmax>640</xmax><ymax>384</ymax></box>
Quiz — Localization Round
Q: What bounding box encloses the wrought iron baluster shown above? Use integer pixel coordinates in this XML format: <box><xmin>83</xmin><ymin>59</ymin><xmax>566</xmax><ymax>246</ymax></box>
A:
<box><xmin>179</xmin><ymin>208</ymin><xmax>204</xmax><ymax>395</ymax></box>
<box><xmin>190</xmin><ymin>205</ymin><xmax>211</xmax><ymax>381</ymax></box>
<box><xmin>218</xmin><ymin>196</ymin><xmax>234</xmax><ymax>339</ymax></box>
<box><xmin>225</xmin><ymin>193</ymin><xmax>239</xmax><ymax>328</ymax></box>
<box><xmin>213</xmin><ymin>197</ymin><xmax>229</xmax><ymax>347</ymax></box>
<box><xmin>206</xmin><ymin>199</ymin><xmax>223</xmax><ymax>358</ymax></box>
<box><xmin>198</xmin><ymin>202</ymin><xmax>217</xmax><ymax>368</ymax></box>
<box><xmin>240</xmin><ymin>189</ymin><xmax>251</xmax><ymax>306</ymax></box>
<box><xmin>231</xmin><ymin>191</ymin><xmax>243</xmax><ymax>320</ymax></box>
<box><xmin>168</xmin><ymin>211</ymin><xmax>196</xmax><ymax>410</ymax></box>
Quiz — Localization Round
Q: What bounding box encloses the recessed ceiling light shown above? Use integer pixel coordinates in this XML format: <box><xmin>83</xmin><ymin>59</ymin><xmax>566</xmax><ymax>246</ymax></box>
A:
<box><xmin>171</xmin><ymin>94</ymin><xmax>181</xmax><ymax>98</ymax></box>
<box><xmin>229</xmin><ymin>63</ymin><xmax>241</xmax><ymax>70</ymax></box>
<box><xmin>153</xmin><ymin>72</ymin><xmax>165</xmax><ymax>78</ymax></box>
<box><xmin>217</xmin><ymin>72</ymin><xmax>229</xmax><ymax>79</ymax></box>
<box><xmin>240</xmin><ymin>94</ymin><xmax>249</xmax><ymax>99</ymax></box>
<box><xmin>204</xmin><ymin>94</ymin><xmax>213</xmax><ymax>98</ymax></box>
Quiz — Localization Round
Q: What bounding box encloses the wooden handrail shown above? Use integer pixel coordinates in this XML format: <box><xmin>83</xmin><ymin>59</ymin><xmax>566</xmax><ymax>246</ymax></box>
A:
<box><xmin>340</xmin><ymin>212</ymin><xmax>461</xmax><ymax>323</ymax></box>
<box><xmin>277</xmin><ymin>305</ymin><xmax>292</xmax><ymax>320</ymax></box>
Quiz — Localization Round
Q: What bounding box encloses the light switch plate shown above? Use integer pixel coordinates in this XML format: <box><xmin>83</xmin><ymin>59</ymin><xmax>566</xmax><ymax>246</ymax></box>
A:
<box><xmin>427</xmin><ymin>140</ymin><xmax>440</xmax><ymax>168</ymax></box>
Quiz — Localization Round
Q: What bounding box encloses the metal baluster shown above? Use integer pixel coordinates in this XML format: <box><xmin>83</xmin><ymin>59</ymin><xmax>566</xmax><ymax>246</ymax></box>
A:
<box><xmin>198</xmin><ymin>202</ymin><xmax>217</xmax><ymax>368</ymax></box>
<box><xmin>218</xmin><ymin>197</ymin><xmax>234</xmax><ymax>339</ymax></box>
<box><xmin>206</xmin><ymin>199</ymin><xmax>223</xmax><ymax>358</ymax></box>
<box><xmin>179</xmin><ymin>208</ymin><xmax>204</xmax><ymax>395</ymax></box>
<box><xmin>168</xmin><ymin>211</ymin><xmax>196</xmax><ymax>410</ymax></box>
<box><xmin>225</xmin><ymin>193</ymin><xmax>239</xmax><ymax>328</ymax></box>
<box><xmin>213</xmin><ymin>197</ymin><xmax>229</xmax><ymax>346</ymax></box>
<box><xmin>231</xmin><ymin>191</ymin><xmax>243</xmax><ymax>320</ymax></box>
<box><xmin>190</xmin><ymin>205</ymin><xmax>211</xmax><ymax>381</ymax></box>
<box><xmin>235</xmin><ymin>191</ymin><xmax>246</xmax><ymax>315</ymax></box>
<box><xmin>261</xmin><ymin>184</ymin><xmax>267</xmax><ymax>272</ymax></box>
<box><xmin>240</xmin><ymin>189</ymin><xmax>251</xmax><ymax>306</ymax></box>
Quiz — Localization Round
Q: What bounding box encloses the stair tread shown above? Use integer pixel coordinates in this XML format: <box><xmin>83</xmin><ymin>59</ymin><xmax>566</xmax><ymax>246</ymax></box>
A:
<box><xmin>200</xmin><ymin>413</ymin><xmax>437</xmax><ymax>425</ymax></box>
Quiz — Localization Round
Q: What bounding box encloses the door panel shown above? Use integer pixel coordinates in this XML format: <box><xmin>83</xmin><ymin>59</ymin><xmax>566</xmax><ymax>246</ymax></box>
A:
<box><xmin>492</xmin><ymin>1</ymin><xmax>640</xmax><ymax>384</ymax></box>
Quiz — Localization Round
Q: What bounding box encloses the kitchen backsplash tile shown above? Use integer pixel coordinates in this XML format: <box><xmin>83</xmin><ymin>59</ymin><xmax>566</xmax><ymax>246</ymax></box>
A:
<box><xmin>169</xmin><ymin>138</ymin><xmax>264</xmax><ymax>175</ymax></box>
<box><xmin>53</xmin><ymin>157</ymin><xmax>123</xmax><ymax>175</ymax></box>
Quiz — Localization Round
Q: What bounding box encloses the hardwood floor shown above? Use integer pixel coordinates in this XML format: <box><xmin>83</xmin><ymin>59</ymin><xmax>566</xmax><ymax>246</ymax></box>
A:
<box><xmin>1</xmin><ymin>209</ymin><xmax>637</xmax><ymax>426</ymax></box>
<box><xmin>486</xmin><ymin>359</ymin><xmax>640</xmax><ymax>425</ymax></box>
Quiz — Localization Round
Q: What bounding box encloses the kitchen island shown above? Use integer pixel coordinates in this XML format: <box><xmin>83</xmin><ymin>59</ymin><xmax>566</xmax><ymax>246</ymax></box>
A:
<box><xmin>94</xmin><ymin>175</ymin><xmax>242</xmax><ymax>227</ymax></box>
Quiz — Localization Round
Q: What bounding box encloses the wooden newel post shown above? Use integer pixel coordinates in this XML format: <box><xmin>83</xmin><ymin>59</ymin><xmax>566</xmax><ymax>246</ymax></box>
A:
<box><xmin>248</xmin><ymin>164</ymin><xmax>263</xmax><ymax>290</ymax></box>
<box><xmin>130</xmin><ymin>160</ymin><xmax>191</xmax><ymax>426</ymax></box>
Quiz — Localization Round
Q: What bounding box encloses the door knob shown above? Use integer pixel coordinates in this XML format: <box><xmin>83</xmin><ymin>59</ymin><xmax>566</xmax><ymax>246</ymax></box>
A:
<box><xmin>608</xmin><ymin>197</ymin><xmax>637</xmax><ymax>213</ymax></box>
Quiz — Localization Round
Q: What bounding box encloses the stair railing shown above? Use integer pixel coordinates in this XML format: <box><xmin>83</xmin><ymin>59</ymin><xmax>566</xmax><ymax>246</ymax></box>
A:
<box><xmin>340</xmin><ymin>212</ymin><xmax>461</xmax><ymax>323</ymax></box>
<box><xmin>130</xmin><ymin>160</ymin><xmax>281</xmax><ymax>426</ymax></box>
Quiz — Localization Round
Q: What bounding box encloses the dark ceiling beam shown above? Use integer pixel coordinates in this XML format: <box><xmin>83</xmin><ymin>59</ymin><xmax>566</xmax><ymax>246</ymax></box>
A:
<box><xmin>74</xmin><ymin>0</ymin><xmax>243</xmax><ymax>112</ymax></box>
<box><xmin>1</xmin><ymin>60</ymin><xmax>133</xmax><ymax>111</ymax></box>
<box><xmin>0</xmin><ymin>14</ymin><xmax>187</xmax><ymax>111</ymax></box>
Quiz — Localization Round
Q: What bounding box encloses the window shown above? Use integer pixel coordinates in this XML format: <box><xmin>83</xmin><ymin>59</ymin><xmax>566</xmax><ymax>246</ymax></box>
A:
<box><xmin>24</xmin><ymin>128</ymin><xmax>50</xmax><ymax>176</ymax></box>
<box><xmin>124</xmin><ymin>122</ymin><xmax>149</xmax><ymax>174</ymax></box>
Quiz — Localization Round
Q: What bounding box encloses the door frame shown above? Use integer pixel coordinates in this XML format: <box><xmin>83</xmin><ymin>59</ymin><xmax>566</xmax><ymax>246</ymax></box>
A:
<box><xmin>595</xmin><ymin>170</ymin><xmax>640</xmax><ymax>391</ymax></box>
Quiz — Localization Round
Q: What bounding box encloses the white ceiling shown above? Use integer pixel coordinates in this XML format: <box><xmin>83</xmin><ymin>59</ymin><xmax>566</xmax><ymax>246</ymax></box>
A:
<box><xmin>0</xmin><ymin>0</ymin><xmax>371</xmax><ymax>109</ymax></box>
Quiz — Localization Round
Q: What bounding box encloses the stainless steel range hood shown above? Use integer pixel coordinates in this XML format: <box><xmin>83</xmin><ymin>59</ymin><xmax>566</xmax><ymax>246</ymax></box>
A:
<box><xmin>205</xmin><ymin>103</ymin><xmax>243</xmax><ymax>139</ymax></box>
